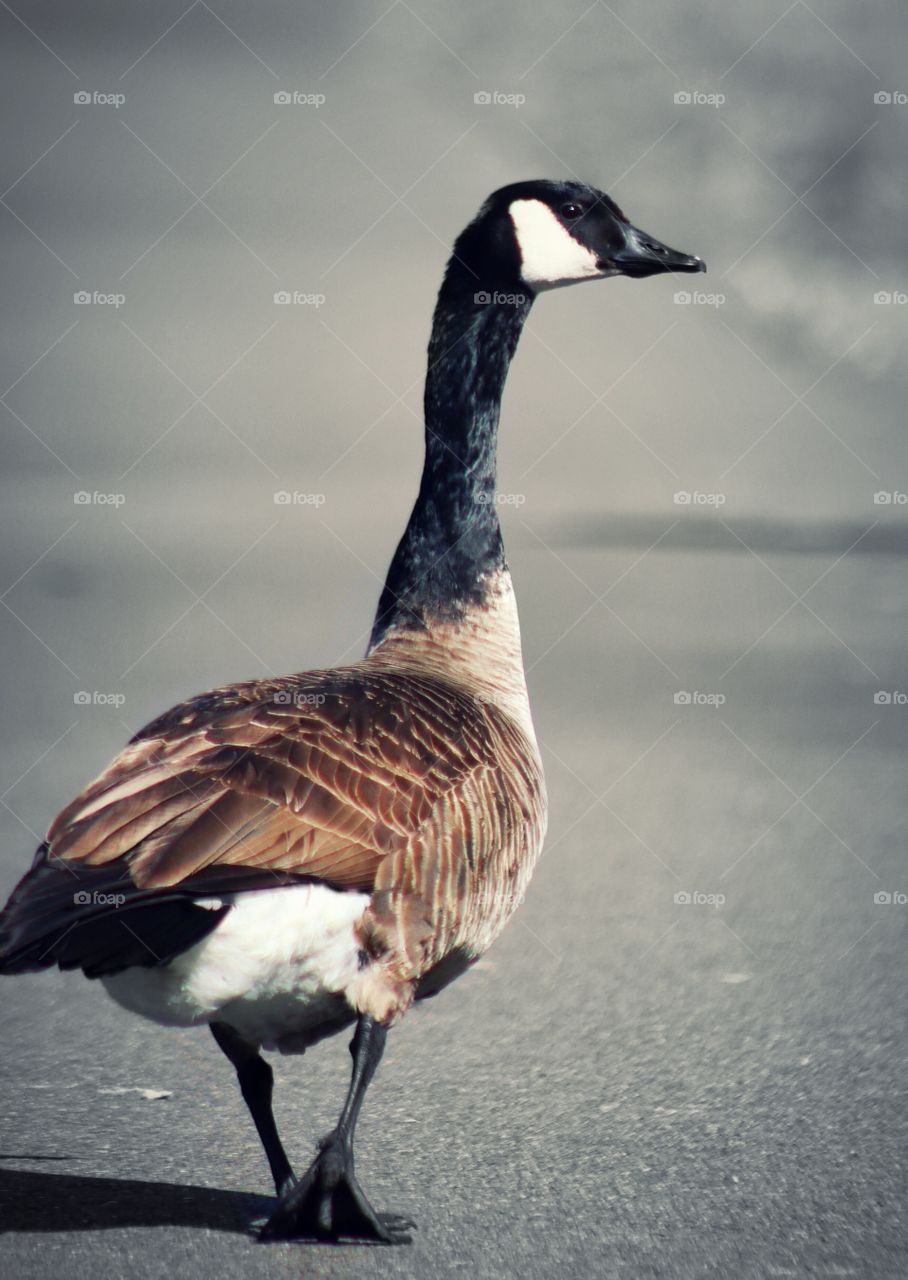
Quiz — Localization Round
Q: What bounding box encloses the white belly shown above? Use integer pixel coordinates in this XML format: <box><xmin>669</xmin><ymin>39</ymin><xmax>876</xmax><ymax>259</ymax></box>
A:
<box><xmin>101</xmin><ymin>884</ymin><xmax>370</xmax><ymax>1053</ymax></box>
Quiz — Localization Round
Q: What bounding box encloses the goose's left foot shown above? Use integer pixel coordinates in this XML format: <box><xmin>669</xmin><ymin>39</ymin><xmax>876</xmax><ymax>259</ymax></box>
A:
<box><xmin>253</xmin><ymin>1014</ymin><xmax>410</xmax><ymax>1244</ymax></box>
<box><xmin>255</xmin><ymin>1134</ymin><xmax>414</xmax><ymax>1244</ymax></box>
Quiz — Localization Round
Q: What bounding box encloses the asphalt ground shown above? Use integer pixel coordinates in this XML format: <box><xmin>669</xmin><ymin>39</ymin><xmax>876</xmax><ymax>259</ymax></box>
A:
<box><xmin>1</xmin><ymin>539</ymin><xmax>905</xmax><ymax>1279</ymax></box>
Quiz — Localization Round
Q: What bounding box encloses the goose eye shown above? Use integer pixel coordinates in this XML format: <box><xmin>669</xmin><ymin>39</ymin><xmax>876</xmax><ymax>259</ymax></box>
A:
<box><xmin>560</xmin><ymin>202</ymin><xmax>583</xmax><ymax>219</ymax></box>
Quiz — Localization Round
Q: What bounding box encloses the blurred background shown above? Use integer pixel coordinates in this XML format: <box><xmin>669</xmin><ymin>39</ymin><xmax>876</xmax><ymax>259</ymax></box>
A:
<box><xmin>1</xmin><ymin>3</ymin><xmax>906</xmax><ymax>1277</ymax></box>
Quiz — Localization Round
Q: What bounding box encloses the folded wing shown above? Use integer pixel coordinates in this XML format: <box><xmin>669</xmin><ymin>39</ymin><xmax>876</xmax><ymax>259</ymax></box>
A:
<box><xmin>0</xmin><ymin>664</ymin><xmax>519</xmax><ymax>976</ymax></box>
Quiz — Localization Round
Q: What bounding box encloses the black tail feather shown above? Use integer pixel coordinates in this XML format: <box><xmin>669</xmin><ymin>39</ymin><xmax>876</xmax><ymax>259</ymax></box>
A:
<box><xmin>0</xmin><ymin>844</ymin><xmax>229</xmax><ymax>978</ymax></box>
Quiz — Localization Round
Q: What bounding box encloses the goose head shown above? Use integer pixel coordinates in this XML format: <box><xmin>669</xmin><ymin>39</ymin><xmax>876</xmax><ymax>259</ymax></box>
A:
<box><xmin>455</xmin><ymin>178</ymin><xmax>705</xmax><ymax>293</ymax></box>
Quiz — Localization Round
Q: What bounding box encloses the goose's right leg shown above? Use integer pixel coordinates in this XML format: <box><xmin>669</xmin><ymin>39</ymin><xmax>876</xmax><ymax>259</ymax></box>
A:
<box><xmin>210</xmin><ymin>1021</ymin><xmax>296</xmax><ymax>1198</ymax></box>
<box><xmin>257</xmin><ymin>1015</ymin><xmax>414</xmax><ymax>1244</ymax></box>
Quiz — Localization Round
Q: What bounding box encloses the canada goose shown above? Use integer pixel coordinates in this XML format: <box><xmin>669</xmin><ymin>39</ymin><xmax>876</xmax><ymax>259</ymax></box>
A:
<box><xmin>0</xmin><ymin>179</ymin><xmax>704</xmax><ymax>1243</ymax></box>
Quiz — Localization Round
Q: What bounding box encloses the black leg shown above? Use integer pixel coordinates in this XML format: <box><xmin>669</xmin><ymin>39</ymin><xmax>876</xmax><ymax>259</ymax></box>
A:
<box><xmin>210</xmin><ymin>1022</ymin><xmax>296</xmax><ymax>1198</ymax></box>
<box><xmin>257</xmin><ymin>1015</ymin><xmax>414</xmax><ymax>1245</ymax></box>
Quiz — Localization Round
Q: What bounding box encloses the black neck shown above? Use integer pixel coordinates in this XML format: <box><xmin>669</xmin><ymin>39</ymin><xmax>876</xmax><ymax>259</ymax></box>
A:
<box><xmin>369</xmin><ymin>260</ymin><xmax>533</xmax><ymax>648</ymax></box>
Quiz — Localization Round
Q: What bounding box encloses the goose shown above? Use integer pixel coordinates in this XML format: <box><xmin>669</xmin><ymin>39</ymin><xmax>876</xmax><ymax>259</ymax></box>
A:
<box><xmin>0</xmin><ymin>179</ymin><xmax>704</xmax><ymax>1244</ymax></box>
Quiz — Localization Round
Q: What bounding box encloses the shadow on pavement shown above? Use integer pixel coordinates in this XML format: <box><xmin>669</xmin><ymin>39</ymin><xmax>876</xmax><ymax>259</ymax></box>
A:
<box><xmin>0</xmin><ymin>1166</ymin><xmax>272</xmax><ymax>1234</ymax></box>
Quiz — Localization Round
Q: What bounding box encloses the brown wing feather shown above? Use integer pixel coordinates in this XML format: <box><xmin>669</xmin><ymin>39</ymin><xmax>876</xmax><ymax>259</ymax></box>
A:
<box><xmin>31</xmin><ymin>660</ymin><xmax>545</xmax><ymax>986</ymax></box>
<box><xmin>45</xmin><ymin>666</ymin><xmax>502</xmax><ymax>897</ymax></box>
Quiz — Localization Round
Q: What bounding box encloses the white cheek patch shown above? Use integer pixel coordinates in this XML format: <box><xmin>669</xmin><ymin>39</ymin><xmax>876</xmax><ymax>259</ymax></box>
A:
<box><xmin>509</xmin><ymin>198</ymin><xmax>602</xmax><ymax>289</ymax></box>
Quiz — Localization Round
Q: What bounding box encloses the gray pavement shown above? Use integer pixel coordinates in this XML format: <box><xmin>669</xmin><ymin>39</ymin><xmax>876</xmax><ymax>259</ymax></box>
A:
<box><xmin>1</xmin><ymin>542</ymin><xmax>906</xmax><ymax>1279</ymax></box>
